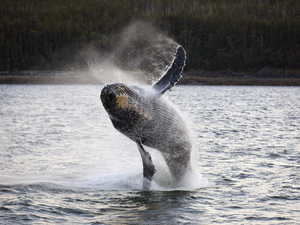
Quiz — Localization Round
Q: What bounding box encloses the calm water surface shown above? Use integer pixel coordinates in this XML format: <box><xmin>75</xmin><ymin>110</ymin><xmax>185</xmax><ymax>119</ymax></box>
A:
<box><xmin>0</xmin><ymin>85</ymin><xmax>299</xmax><ymax>224</ymax></box>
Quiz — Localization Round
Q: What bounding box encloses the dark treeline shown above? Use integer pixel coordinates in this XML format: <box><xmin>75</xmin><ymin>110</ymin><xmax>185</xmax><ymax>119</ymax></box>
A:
<box><xmin>1</xmin><ymin>0</ymin><xmax>300</xmax><ymax>72</ymax></box>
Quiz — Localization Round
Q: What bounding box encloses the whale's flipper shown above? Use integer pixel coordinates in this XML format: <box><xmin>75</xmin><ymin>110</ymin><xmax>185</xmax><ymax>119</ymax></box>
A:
<box><xmin>152</xmin><ymin>46</ymin><xmax>186</xmax><ymax>97</ymax></box>
<box><xmin>136</xmin><ymin>140</ymin><xmax>156</xmax><ymax>189</ymax></box>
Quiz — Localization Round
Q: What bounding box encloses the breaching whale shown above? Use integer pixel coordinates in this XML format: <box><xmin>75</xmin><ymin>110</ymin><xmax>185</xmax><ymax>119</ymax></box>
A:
<box><xmin>100</xmin><ymin>47</ymin><xmax>191</xmax><ymax>189</ymax></box>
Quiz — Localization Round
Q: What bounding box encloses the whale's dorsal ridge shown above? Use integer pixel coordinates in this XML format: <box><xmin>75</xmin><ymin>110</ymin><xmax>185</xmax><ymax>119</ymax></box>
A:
<box><xmin>152</xmin><ymin>46</ymin><xmax>186</xmax><ymax>97</ymax></box>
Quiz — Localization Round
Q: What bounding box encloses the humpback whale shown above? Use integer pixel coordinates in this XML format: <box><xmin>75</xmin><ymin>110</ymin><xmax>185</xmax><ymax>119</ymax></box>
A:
<box><xmin>100</xmin><ymin>47</ymin><xmax>191</xmax><ymax>189</ymax></box>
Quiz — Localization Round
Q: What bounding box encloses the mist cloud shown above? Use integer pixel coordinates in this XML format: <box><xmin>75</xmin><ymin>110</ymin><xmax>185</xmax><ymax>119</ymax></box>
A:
<box><xmin>83</xmin><ymin>21</ymin><xmax>180</xmax><ymax>85</ymax></box>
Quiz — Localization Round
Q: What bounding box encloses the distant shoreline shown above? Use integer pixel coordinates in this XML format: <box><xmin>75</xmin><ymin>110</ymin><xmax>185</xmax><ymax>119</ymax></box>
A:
<box><xmin>0</xmin><ymin>70</ymin><xmax>300</xmax><ymax>86</ymax></box>
<box><xmin>178</xmin><ymin>77</ymin><xmax>300</xmax><ymax>86</ymax></box>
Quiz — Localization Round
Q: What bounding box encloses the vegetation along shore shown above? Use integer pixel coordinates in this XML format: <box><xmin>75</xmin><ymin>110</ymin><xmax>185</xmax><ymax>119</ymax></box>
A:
<box><xmin>1</xmin><ymin>0</ymin><xmax>299</xmax><ymax>85</ymax></box>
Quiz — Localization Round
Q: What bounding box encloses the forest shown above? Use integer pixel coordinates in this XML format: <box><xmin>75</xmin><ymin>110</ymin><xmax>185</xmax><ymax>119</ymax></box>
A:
<box><xmin>1</xmin><ymin>0</ymin><xmax>300</xmax><ymax>73</ymax></box>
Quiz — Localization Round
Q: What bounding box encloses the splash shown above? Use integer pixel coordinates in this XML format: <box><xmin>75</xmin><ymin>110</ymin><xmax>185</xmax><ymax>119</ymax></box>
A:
<box><xmin>80</xmin><ymin>21</ymin><xmax>179</xmax><ymax>85</ymax></box>
<box><xmin>63</xmin><ymin>22</ymin><xmax>211</xmax><ymax>190</ymax></box>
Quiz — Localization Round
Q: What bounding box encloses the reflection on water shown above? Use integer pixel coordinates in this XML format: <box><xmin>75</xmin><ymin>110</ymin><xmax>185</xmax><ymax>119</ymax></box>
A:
<box><xmin>0</xmin><ymin>85</ymin><xmax>299</xmax><ymax>224</ymax></box>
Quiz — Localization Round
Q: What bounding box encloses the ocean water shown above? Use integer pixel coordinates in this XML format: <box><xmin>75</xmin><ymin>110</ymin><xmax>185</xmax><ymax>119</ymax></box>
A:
<box><xmin>0</xmin><ymin>84</ymin><xmax>299</xmax><ymax>224</ymax></box>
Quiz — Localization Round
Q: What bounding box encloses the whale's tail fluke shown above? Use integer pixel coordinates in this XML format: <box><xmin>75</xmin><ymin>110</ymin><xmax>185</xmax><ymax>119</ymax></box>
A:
<box><xmin>152</xmin><ymin>46</ymin><xmax>186</xmax><ymax>97</ymax></box>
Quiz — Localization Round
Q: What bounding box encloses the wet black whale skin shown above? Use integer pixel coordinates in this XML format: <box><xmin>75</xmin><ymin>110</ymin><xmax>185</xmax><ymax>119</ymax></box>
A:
<box><xmin>100</xmin><ymin>47</ymin><xmax>191</xmax><ymax>189</ymax></box>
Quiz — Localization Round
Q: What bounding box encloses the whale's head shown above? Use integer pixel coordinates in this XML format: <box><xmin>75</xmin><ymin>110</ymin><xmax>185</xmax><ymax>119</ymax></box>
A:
<box><xmin>101</xmin><ymin>83</ymin><xmax>151</xmax><ymax>125</ymax></box>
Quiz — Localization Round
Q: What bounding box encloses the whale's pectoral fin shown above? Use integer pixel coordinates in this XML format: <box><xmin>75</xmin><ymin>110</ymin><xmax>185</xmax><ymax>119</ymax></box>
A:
<box><xmin>136</xmin><ymin>140</ymin><xmax>156</xmax><ymax>189</ymax></box>
<box><xmin>152</xmin><ymin>46</ymin><xmax>186</xmax><ymax>97</ymax></box>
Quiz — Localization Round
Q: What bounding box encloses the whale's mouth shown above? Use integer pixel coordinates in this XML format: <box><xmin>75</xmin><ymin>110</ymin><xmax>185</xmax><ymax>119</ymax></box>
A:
<box><xmin>101</xmin><ymin>83</ymin><xmax>129</xmax><ymax>98</ymax></box>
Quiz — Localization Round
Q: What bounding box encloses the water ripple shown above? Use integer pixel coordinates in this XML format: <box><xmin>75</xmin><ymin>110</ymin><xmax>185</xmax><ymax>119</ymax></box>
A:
<box><xmin>1</xmin><ymin>85</ymin><xmax>300</xmax><ymax>224</ymax></box>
